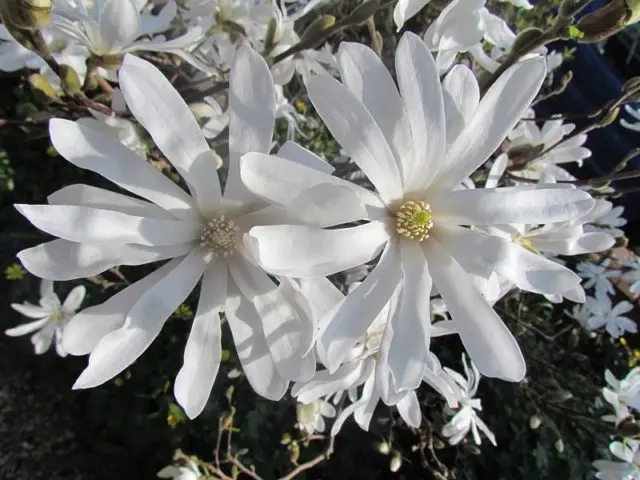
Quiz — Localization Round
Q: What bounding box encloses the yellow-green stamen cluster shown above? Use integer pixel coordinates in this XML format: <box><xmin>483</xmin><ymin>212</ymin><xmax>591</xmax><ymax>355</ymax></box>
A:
<box><xmin>200</xmin><ymin>215</ymin><xmax>239</xmax><ymax>257</ymax></box>
<box><xmin>395</xmin><ymin>200</ymin><xmax>433</xmax><ymax>242</ymax></box>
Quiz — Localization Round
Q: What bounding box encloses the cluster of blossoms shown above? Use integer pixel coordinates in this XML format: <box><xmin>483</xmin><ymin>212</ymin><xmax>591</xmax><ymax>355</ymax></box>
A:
<box><xmin>3</xmin><ymin>0</ymin><xmax>640</xmax><ymax>477</ymax></box>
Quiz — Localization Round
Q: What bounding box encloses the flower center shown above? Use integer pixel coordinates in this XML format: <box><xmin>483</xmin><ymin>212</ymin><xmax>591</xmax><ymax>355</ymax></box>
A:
<box><xmin>200</xmin><ymin>215</ymin><xmax>239</xmax><ymax>257</ymax></box>
<box><xmin>50</xmin><ymin>308</ymin><xmax>67</xmax><ymax>326</ymax></box>
<box><xmin>395</xmin><ymin>200</ymin><xmax>433</xmax><ymax>242</ymax></box>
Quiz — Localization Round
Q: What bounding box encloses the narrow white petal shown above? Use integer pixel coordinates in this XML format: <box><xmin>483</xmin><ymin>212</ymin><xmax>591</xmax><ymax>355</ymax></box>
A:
<box><xmin>424</xmin><ymin>238</ymin><xmax>525</xmax><ymax>381</ymax></box>
<box><xmin>395</xmin><ymin>32</ymin><xmax>446</xmax><ymax>191</ymax></box>
<box><xmin>306</xmin><ymin>74</ymin><xmax>403</xmax><ymax>204</ymax></box>
<box><xmin>62</xmin><ymin>261</ymin><xmax>178</xmax><ymax>355</ymax></box>
<box><xmin>227</xmin><ymin>45</ymin><xmax>276</xmax><ymax>207</ymax></box>
<box><xmin>18</xmin><ymin>239</ymin><xmax>192</xmax><ymax>281</ymax></box>
<box><xmin>99</xmin><ymin>0</ymin><xmax>141</xmax><ymax>52</ymax></box>
<box><xmin>442</xmin><ymin>65</ymin><xmax>479</xmax><ymax>145</ymax></box>
<box><xmin>62</xmin><ymin>285</ymin><xmax>86</xmax><ymax>313</ymax></box>
<box><xmin>174</xmin><ymin>262</ymin><xmax>227</xmax><ymax>419</ymax></box>
<box><xmin>15</xmin><ymin>204</ymin><xmax>200</xmax><ymax>246</ymax></box>
<box><xmin>73</xmin><ymin>250</ymin><xmax>206</xmax><ymax>389</ymax></box>
<box><xmin>10</xmin><ymin>303</ymin><xmax>49</xmax><ymax>319</ymax></box>
<box><xmin>225</xmin><ymin>279</ymin><xmax>288</xmax><ymax>400</ymax></box>
<box><xmin>5</xmin><ymin>318</ymin><xmax>50</xmax><ymax>337</ymax></box>
<box><xmin>119</xmin><ymin>54</ymin><xmax>222</xmax><ymax>216</ymax></box>
<box><xmin>277</xmin><ymin>141</ymin><xmax>334</xmax><ymax>174</ymax></box>
<box><xmin>393</xmin><ymin>0</ymin><xmax>430</xmax><ymax>29</ymax></box>
<box><xmin>396</xmin><ymin>391</ymin><xmax>422</xmax><ymax>428</ymax></box>
<box><xmin>247</xmin><ymin>222</ymin><xmax>390</xmax><ymax>278</ymax></box>
<box><xmin>292</xmin><ymin>361</ymin><xmax>370</xmax><ymax>403</ymax></box>
<box><xmin>49</xmin><ymin>119</ymin><xmax>196</xmax><ymax>219</ymax></box>
<box><xmin>435</xmin><ymin>58</ymin><xmax>546</xmax><ymax>191</ymax></box>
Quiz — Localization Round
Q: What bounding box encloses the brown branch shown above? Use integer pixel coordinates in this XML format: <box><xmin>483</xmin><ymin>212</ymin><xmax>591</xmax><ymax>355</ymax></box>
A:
<box><xmin>279</xmin><ymin>436</ymin><xmax>335</xmax><ymax>480</ymax></box>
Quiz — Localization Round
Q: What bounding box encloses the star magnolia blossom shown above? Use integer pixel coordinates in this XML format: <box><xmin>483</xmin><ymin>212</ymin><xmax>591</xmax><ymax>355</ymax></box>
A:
<box><xmin>602</xmin><ymin>368</ymin><xmax>640</xmax><ymax>425</ymax></box>
<box><xmin>51</xmin><ymin>0</ymin><xmax>215</xmax><ymax>72</ymax></box>
<box><xmin>585</xmin><ymin>291</ymin><xmax>636</xmax><ymax>339</ymax></box>
<box><xmin>423</xmin><ymin>0</ymin><xmax>519</xmax><ymax>73</ymax></box>
<box><xmin>239</xmin><ymin>33</ymin><xmax>595</xmax><ymax>391</ymax></box>
<box><xmin>15</xmin><ymin>47</ymin><xmax>340</xmax><ymax>419</ymax></box>
<box><xmin>441</xmin><ymin>356</ymin><xmax>496</xmax><ymax>446</ymax></box>
<box><xmin>393</xmin><ymin>0</ymin><xmax>531</xmax><ymax>31</ymax></box>
<box><xmin>585</xmin><ymin>201</ymin><xmax>627</xmax><ymax>239</ymax></box>
<box><xmin>6</xmin><ymin>279</ymin><xmax>85</xmax><ymax>357</ymax></box>
<box><xmin>594</xmin><ymin>439</ymin><xmax>640</xmax><ymax>480</ymax></box>
<box><xmin>157</xmin><ymin>457</ymin><xmax>202</xmax><ymax>480</ymax></box>
<box><xmin>296</xmin><ymin>398</ymin><xmax>336</xmax><ymax>435</ymax></box>
<box><xmin>577</xmin><ymin>260</ymin><xmax>621</xmax><ymax>297</ymax></box>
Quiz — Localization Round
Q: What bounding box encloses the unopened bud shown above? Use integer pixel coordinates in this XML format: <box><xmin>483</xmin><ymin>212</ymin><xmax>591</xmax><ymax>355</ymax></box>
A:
<box><xmin>378</xmin><ymin>442</ymin><xmax>391</xmax><ymax>455</ymax></box>
<box><xmin>299</xmin><ymin>15</ymin><xmax>336</xmax><ymax>47</ymax></box>
<box><xmin>529</xmin><ymin>415</ymin><xmax>542</xmax><ymax>429</ymax></box>
<box><xmin>0</xmin><ymin>0</ymin><xmax>52</xmax><ymax>31</ymax></box>
<box><xmin>28</xmin><ymin>73</ymin><xmax>57</xmax><ymax>104</ymax></box>
<box><xmin>263</xmin><ymin>16</ymin><xmax>279</xmax><ymax>53</ymax></box>
<box><xmin>59</xmin><ymin>65</ymin><xmax>82</xmax><ymax>94</ymax></box>
<box><xmin>346</xmin><ymin>0</ymin><xmax>381</xmax><ymax>25</ymax></box>
<box><xmin>575</xmin><ymin>0</ymin><xmax>634</xmax><ymax>43</ymax></box>
<box><xmin>554</xmin><ymin>439</ymin><xmax>565</xmax><ymax>453</ymax></box>
<box><xmin>548</xmin><ymin>390</ymin><xmax>573</xmax><ymax>403</ymax></box>
<box><xmin>511</xmin><ymin>28</ymin><xmax>544</xmax><ymax>54</ymax></box>
<box><xmin>600</xmin><ymin>107</ymin><xmax>620</xmax><ymax>127</ymax></box>
<box><xmin>389</xmin><ymin>454</ymin><xmax>402</xmax><ymax>472</ymax></box>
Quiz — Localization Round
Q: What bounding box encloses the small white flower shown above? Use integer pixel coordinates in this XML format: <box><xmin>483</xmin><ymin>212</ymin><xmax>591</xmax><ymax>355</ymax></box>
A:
<box><xmin>6</xmin><ymin>279</ymin><xmax>85</xmax><ymax>357</ymax></box>
<box><xmin>594</xmin><ymin>439</ymin><xmax>640</xmax><ymax>480</ymax></box>
<box><xmin>441</xmin><ymin>355</ymin><xmax>496</xmax><ymax>446</ymax></box>
<box><xmin>585</xmin><ymin>291</ymin><xmax>636</xmax><ymax>338</ymax></box>
<box><xmin>577</xmin><ymin>260</ymin><xmax>621</xmax><ymax>297</ymax></box>
<box><xmin>296</xmin><ymin>399</ymin><xmax>336</xmax><ymax>435</ymax></box>
<box><xmin>621</xmin><ymin>258</ymin><xmax>640</xmax><ymax>298</ymax></box>
<box><xmin>157</xmin><ymin>457</ymin><xmax>202</xmax><ymax>480</ymax></box>
<box><xmin>601</xmin><ymin>368</ymin><xmax>640</xmax><ymax>425</ymax></box>
<box><xmin>584</xmin><ymin>200</ymin><xmax>627</xmax><ymax>239</ymax></box>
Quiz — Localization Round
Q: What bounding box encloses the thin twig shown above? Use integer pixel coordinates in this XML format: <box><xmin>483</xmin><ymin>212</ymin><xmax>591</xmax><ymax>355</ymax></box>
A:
<box><xmin>279</xmin><ymin>436</ymin><xmax>335</xmax><ymax>480</ymax></box>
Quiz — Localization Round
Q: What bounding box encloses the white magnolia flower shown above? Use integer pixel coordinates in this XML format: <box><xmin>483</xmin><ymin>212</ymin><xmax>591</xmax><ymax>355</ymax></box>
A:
<box><xmin>577</xmin><ymin>260</ymin><xmax>621</xmax><ymax>296</ymax></box>
<box><xmin>240</xmin><ymin>33</ymin><xmax>594</xmax><ymax>388</ymax></box>
<box><xmin>585</xmin><ymin>291</ymin><xmax>636</xmax><ymax>338</ymax></box>
<box><xmin>296</xmin><ymin>398</ymin><xmax>336</xmax><ymax>435</ymax></box>
<box><xmin>51</xmin><ymin>0</ymin><xmax>215</xmax><ymax>72</ymax></box>
<box><xmin>594</xmin><ymin>439</ymin><xmax>640</xmax><ymax>480</ymax></box>
<box><xmin>0</xmin><ymin>26</ymin><xmax>88</xmax><ymax>88</ymax></box>
<box><xmin>157</xmin><ymin>458</ymin><xmax>202</xmax><ymax>480</ymax></box>
<box><xmin>585</xmin><ymin>200</ymin><xmax>627</xmax><ymax>239</ymax></box>
<box><xmin>6</xmin><ymin>279</ymin><xmax>85</xmax><ymax>357</ymax></box>
<box><xmin>567</xmin><ymin>302</ymin><xmax>592</xmax><ymax>328</ymax></box>
<box><xmin>16</xmin><ymin>47</ymin><xmax>330</xmax><ymax>419</ymax></box>
<box><xmin>507</xmin><ymin>114</ymin><xmax>591</xmax><ymax>182</ymax></box>
<box><xmin>393</xmin><ymin>0</ymin><xmax>531</xmax><ymax>31</ymax></box>
<box><xmin>441</xmin><ymin>355</ymin><xmax>496</xmax><ymax>446</ymax></box>
<box><xmin>602</xmin><ymin>368</ymin><xmax>640</xmax><ymax>425</ymax></box>
<box><xmin>621</xmin><ymin>104</ymin><xmax>640</xmax><ymax>133</ymax></box>
<box><xmin>622</xmin><ymin>258</ymin><xmax>640</xmax><ymax>298</ymax></box>
<box><xmin>77</xmin><ymin>89</ymin><xmax>147</xmax><ymax>157</ymax></box>
<box><xmin>423</xmin><ymin>0</ymin><xmax>518</xmax><ymax>73</ymax></box>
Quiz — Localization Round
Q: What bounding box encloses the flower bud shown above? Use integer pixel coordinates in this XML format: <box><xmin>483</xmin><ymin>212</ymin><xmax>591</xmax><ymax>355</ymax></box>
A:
<box><xmin>554</xmin><ymin>439</ymin><xmax>565</xmax><ymax>453</ymax></box>
<box><xmin>378</xmin><ymin>442</ymin><xmax>391</xmax><ymax>455</ymax></box>
<box><xmin>299</xmin><ymin>15</ymin><xmax>336</xmax><ymax>48</ymax></box>
<box><xmin>346</xmin><ymin>0</ymin><xmax>381</xmax><ymax>25</ymax></box>
<box><xmin>263</xmin><ymin>16</ymin><xmax>279</xmax><ymax>53</ymax></box>
<box><xmin>529</xmin><ymin>415</ymin><xmax>542</xmax><ymax>430</ymax></box>
<box><xmin>575</xmin><ymin>0</ymin><xmax>640</xmax><ymax>43</ymax></box>
<box><xmin>389</xmin><ymin>454</ymin><xmax>402</xmax><ymax>472</ymax></box>
<box><xmin>0</xmin><ymin>0</ymin><xmax>51</xmax><ymax>31</ymax></box>
<box><xmin>511</xmin><ymin>28</ymin><xmax>544</xmax><ymax>54</ymax></box>
<box><xmin>59</xmin><ymin>65</ymin><xmax>83</xmax><ymax>94</ymax></box>
<box><xmin>28</xmin><ymin>73</ymin><xmax>58</xmax><ymax>104</ymax></box>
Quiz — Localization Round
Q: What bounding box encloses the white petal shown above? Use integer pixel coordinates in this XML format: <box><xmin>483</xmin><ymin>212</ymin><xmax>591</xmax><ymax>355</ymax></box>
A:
<box><xmin>306</xmin><ymin>74</ymin><xmax>403</xmax><ymax>203</ymax></box>
<box><xmin>5</xmin><ymin>318</ymin><xmax>50</xmax><ymax>337</ymax></box>
<box><xmin>225</xmin><ymin>279</ymin><xmax>288</xmax><ymax>400</ymax></box>
<box><xmin>442</xmin><ymin>65</ymin><xmax>479</xmax><ymax>145</ymax></box>
<box><xmin>99</xmin><ymin>0</ymin><xmax>141</xmax><ymax>52</ymax></box>
<box><xmin>246</xmin><ymin>222</ymin><xmax>390</xmax><ymax>278</ymax></box>
<box><xmin>337</xmin><ymin>42</ymin><xmax>411</xmax><ymax>175</ymax></box>
<box><xmin>227</xmin><ymin>45</ymin><xmax>276</xmax><ymax>207</ymax></box>
<box><xmin>396</xmin><ymin>391</ymin><xmax>422</xmax><ymax>428</ymax></box>
<box><xmin>532</xmin><ymin>232</ymin><xmax>615</xmax><ymax>255</ymax></box>
<box><xmin>63</xmin><ymin>285</ymin><xmax>86</xmax><ymax>313</ymax></box>
<box><xmin>18</xmin><ymin>239</ymin><xmax>192</xmax><ymax>281</ymax></box>
<box><xmin>433</xmin><ymin>186</ymin><xmax>595</xmax><ymax>226</ymax></box>
<box><xmin>393</xmin><ymin>0</ymin><xmax>430</xmax><ymax>29</ymax></box>
<box><xmin>62</xmin><ymin>261</ymin><xmax>178</xmax><ymax>355</ymax></box>
<box><xmin>15</xmin><ymin>204</ymin><xmax>200</xmax><ymax>246</ymax></box>
<box><xmin>229</xmin><ymin>255</ymin><xmax>314</xmax><ymax>381</ymax></box>
<box><xmin>119</xmin><ymin>54</ymin><xmax>222</xmax><ymax>217</ymax></box>
<box><xmin>387</xmin><ymin>242</ymin><xmax>431</xmax><ymax>392</ymax></box>
<box><xmin>424</xmin><ymin>238</ymin><xmax>525</xmax><ymax>381</ymax></box>
<box><xmin>48</xmin><ymin>184</ymin><xmax>176</xmax><ymax>220</ymax></box>
<box><xmin>395</xmin><ymin>32</ymin><xmax>446</xmax><ymax>191</ymax></box>
<box><xmin>73</xmin><ymin>250</ymin><xmax>206</xmax><ymax>388</ymax></box>
<box><xmin>49</xmin><ymin>119</ymin><xmax>196</xmax><ymax>219</ymax></box>
<box><xmin>485</xmin><ymin>153</ymin><xmax>507</xmax><ymax>188</ymax></box>
<box><xmin>283</xmin><ymin>184</ymin><xmax>368</xmax><ymax>228</ymax></box>
<box><xmin>174</xmin><ymin>262</ymin><xmax>226</xmax><ymax>419</ymax></box>
<box><xmin>10</xmin><ymin>302</ymin><xmax>49</xmax><ymax>319</ymax></box>
<box><xmin>435</xmin><ymin>58</ymin><xmax>546</xmax><ymax>192</ymax></box>
<box><xmin>276</xmin><ymin>141</ymin><xmax>334</xmax><ymax>174</ymax></box>
<box><xmin>318</xmin><ymin>243</ymin><xmax>401</xmax><ymax>372</ymax></box>
<box><xmin>292</xmin><ymin>360</ymin><xmax>370</xmax><ymax>403</ymax></box>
